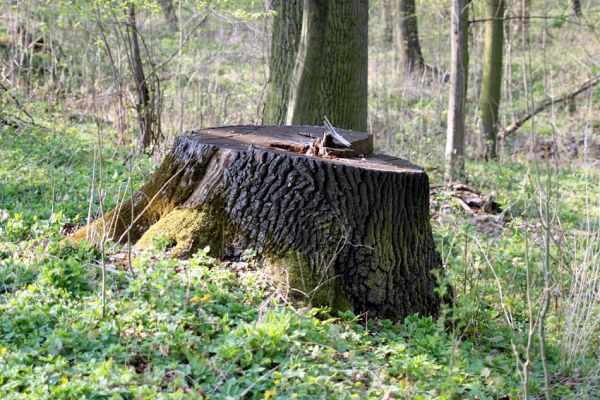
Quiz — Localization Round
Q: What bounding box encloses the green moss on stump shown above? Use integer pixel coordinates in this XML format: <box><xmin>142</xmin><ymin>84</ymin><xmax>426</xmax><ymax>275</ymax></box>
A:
<box><xmin>264</xmin><ymin>251</ymin><xmax>353</xmax><ymax>311</ymax></box>
<box><xmin>134</xmin><ymin>207</ymin><xmax>230</xmax><ymax>258</ymax></box>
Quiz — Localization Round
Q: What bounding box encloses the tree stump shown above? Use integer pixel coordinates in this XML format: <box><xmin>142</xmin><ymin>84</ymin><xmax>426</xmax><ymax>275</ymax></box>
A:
<box><xmin>72</xmin><ymin>125</ymin><xmax>443</xmax><ymax>320</ymax></box>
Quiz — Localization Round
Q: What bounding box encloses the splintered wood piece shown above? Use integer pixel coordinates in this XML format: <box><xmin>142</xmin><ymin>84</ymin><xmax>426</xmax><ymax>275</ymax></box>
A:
<box><xmin>324</xmin><ymin>115</ymin><xmax>352</xmax><ymax>147</ymax></box>
<box><xmin>70</xmin><ymin>125</ymin><xmax>442</xmax><ymax>321</ymax></box>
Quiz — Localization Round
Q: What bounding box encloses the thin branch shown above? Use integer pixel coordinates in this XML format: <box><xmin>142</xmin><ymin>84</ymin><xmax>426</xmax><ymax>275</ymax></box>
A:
<box><xmin>500</xmin><ymin>75</ymin><xmax>600</xmax><ymax>139</ymax></box>
<box><xmin>469</xmin><ymin>15</ymin><xmax>596</xmax><ymax>29</ymax></box>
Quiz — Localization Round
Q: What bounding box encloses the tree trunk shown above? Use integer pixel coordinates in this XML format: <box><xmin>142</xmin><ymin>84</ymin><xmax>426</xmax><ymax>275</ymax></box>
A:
<box><xmin>396</xmin><ymin>0</ymin><xmax>424</xmax><ymax>74</ymax></box>
<box><xmin>263</xmin><ymin>0</ymin><xmax>303</xmax><ymax>125</ymax></box>
<box><xmin>286</xmin><ymin>0</ymin><xmax>328</xmax><ymax>126</ymax></box>
<box><xmin>570</xmin><ymin>0</ymin><xmax>582</xmax><ymax>17</ymax></box>
<box><xmin>127</xmin><ymin>5</ymin><xmax>153</xmax><ymax>152</ymax></box>
<box><xmin>71</xmin><ymin>125</ymin><xmax>443</xmax><ymax>321</ymax></box>
<box><xmin>513</xmin><ymin>0</ymin><xmax>530</xmax><ymax>34</ymax></box>
<box><xmin>381</xmin><ymin>0</ymin><xmax>394</xmax><ymax>44</ymax></box>
<box><xmin>160</xmin><ymin>0</ymin><xmax>178</xmax><ymax>31</ymax></box>
<box><xmin>445</xmin><ymin>0</ymin><xmax>469</xmax><ymax>181</ymax></box>
<box><xmin>480</xmin><ymin>0</ymin><xmax>504</xmax><ymax>160</ymax></box>
<box><xmin>263</xmin><ymin>0</ymin><xmax>368</xmax><ymax>132</ymax></box>
<box><xmin>318</xmin><ymin>0</ymin><xmax>368</xmax><ymax>131</ymax></box>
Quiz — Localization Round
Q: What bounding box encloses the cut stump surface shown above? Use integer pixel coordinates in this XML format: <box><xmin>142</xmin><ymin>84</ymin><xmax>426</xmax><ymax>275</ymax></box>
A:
<box><xmin>72</xmin><ymin>125</ymin><xmax>443</xmax><ymax>320</ymax></box>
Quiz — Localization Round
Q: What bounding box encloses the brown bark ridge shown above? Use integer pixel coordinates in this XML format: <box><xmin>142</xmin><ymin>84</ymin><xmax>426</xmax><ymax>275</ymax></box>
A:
<box><xmin>71</xmin><ymin>125</ymin><xmax>443</xmax><ymax>321</ymax></box>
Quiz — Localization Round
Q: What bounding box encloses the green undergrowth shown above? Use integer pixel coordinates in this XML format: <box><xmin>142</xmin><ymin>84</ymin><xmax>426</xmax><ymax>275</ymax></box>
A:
<box><xmin>1</xmin><ymin>116</ymin><xmax>598</xmax><ymax>399</ymax></box>
<box><xmin>0</xmin><ymin>109</ymin><xmax>155</xmax><ymax>243</ymax></box>
<box><xmin>1</xmin><ymin>240</ymin><xmax>526</xmax><ymax>400</ymax></box>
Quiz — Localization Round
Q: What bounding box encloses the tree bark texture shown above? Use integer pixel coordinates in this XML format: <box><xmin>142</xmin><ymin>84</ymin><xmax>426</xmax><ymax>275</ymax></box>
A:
<box><xmin>318</xmin><ymin>0</ymin><xmax>368</xmax><ymax>132</ymax></box>
<box><xmin>445</xmin><ymin>0</ymin><xmax>469</xmax><ymax>181</ymax></box>
<box><xmin>286</xmin><ymin>0</ymin><xmax>328</xmax><ymax>126</ymax></box>
<box><xmin>395</xmin><ymin>0</ymin><xmax>424</xmax><ymax>74</ymax></box>
<box><xmin>263</xmin><ymin>0</ymin><xmax>303</xmax><ymax>125</ymax></box>
<box><xmin>264</xmin><ymin>0</ymin><xmax>368</xmax><ymax>132</ymax></box>
<box><xmin>480</xmin><ymin>0</ymin><xmax>504</xmax><ymax>160</ymax></box>
<box><xmin>71</xmin><ymin>125</ymin><xmax>443</xmax><ymax>321</ymax></box>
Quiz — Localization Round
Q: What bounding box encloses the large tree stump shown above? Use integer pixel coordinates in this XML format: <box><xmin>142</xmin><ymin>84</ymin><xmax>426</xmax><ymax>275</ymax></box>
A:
<box><xmin>72</xmin><ymin>125</ymin><xmax>443</xmax><ymax>320</ymax></box>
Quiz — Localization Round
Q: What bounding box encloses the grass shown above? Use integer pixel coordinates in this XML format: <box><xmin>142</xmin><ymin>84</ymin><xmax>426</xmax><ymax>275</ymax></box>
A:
<box><xmin>1</xmin><ymin>111</ymin><xmax>599</xmax><ymax>399</ymax></box>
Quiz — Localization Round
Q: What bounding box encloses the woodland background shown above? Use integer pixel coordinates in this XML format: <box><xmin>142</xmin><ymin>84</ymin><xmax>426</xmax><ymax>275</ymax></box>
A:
<box><xmin>0</xmin><ymin>0</ymin><xmax>599</xmax><ymax>399</ymax></box>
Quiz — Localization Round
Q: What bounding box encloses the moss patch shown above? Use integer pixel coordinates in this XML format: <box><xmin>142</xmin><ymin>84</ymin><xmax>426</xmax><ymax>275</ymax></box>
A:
<box><xmin>134</xmin><ymin>206</ymin><xmax>230</xmax><ymax>258</ymax></box>
<box><xmin>264</xmin><ymin>251</ymin><xmax>353</xmax><ymax>312</ymax></box>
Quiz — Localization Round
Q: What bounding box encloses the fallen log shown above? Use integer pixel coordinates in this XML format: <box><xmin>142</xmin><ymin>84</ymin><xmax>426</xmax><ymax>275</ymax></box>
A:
<box><xmin>71</xmin><ymin>125</ymin><xmax>443</xmax><ymax>320</ymax></box>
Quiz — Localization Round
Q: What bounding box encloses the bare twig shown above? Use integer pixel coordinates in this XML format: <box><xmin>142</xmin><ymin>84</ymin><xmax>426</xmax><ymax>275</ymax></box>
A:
<box><xmin>500</xmin><ymin>75</ymin><xmax>600</xmax><ymax>139</ymax></box>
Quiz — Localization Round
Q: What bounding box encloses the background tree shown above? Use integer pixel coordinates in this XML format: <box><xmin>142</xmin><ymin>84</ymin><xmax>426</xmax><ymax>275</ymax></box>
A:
<box><xmin>317</xmin><ymin>0</ymin><xmax>368</xmax><ymax>131</ymax></box>
<box><xmin>126</xmin><ymin>4</ymin><xmax>156</xmax><ymax>152</ymax></box>
<box><xmin>395</xmin><ymin>0</ymin><xmax>424</xmax><ymax>74</ymax></box>
<box><xmin>160</xmin><ymin>0</ymin><xmax>178</xmax><ymax>31</ymax></box>
<box><xmin>264</xmin><ymin>0</ymin><xmax>368</xmax><ymax>131</ymax></box>
<box><xmin>480</xmin><ymin>0</ymin><xmax>504</xmax><ymax>160</ymax></box>
<box><xmin>381</xmin><ymin>0</ymin><xmax>394</xmax><ymax>44</ymax></box>
<box><xmin>570</xmin><ymin>0</ymin><xmax>582</xmax><ymax>17</ymax></box>
<box><xmin>445</xmin><ymin>0</ymin><xmax>469</xmax><ymax>181</ymax></box>
<box><xmin>286</xmin><ymin>0</ymin><xmax>328</xmax><ymax>126</ymax></box>
<box><xmin>263</xmin><ymin>0</ymin><xmax>302</xmax><ymax>125</ymax></box>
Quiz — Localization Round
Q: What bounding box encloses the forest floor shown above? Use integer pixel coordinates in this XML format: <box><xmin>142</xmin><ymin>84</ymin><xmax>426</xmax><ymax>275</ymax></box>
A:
<box><xmin>1</xmin><ymin>111</ymin><xmax>599</xmax><ymax>399</ymax></box>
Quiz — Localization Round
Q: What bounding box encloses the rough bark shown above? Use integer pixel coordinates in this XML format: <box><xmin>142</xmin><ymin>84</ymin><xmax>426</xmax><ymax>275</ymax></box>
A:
<box><xmin>480</xmin><ymin>0</ymin><xmax>504</xmax><ymax>160</ymax></box>
<box><xmin>445</xmin><ymin>0</ymin><xmax>469</xmax><ymax>181</ymax></box>
<box><xmin>264</xmin><ymin>0</ymin><xmax>368</xmax><ymax>132</ymax></box>
<box><xmin>396</xmin><ymin>0</ymin><xmax>424</xmax><ymax>74</ymax></box>
<box><xmin>318</xmin><ymin>0</ymin><xmax>368</xmax><ymax>131</ymax></box>
<box><xmin>286</xmin><ymin>0</ymin><xmax>328</xmax><ymax>126</ymax></box>
<box><xmin>71</xmin><ymin>125</ymin><xmax>442</xmax><ymax>321</ymax></box>
<box><xmin>263</xmin><ymin>0</ymin><xmax>303</xmax><ymax>125</ymax></box>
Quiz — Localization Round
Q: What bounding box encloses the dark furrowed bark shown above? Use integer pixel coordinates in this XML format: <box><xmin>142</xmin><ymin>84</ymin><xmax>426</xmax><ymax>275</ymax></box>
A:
<box><xmin>72</xmin><ymin>126</ymin><xmax>442</xmax><ymax>320</ymax></box>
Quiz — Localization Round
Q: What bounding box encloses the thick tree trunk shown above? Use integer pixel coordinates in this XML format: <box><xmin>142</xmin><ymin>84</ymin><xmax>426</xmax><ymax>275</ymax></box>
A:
<box><xmin>286</xmin><ymin>0</ymin><xmax>328</xmax><ymax>126</ymax></box>
<box><xmin>263</xmin><ymin>0</ymin><xmax>368</xmax><ymax>132</ymax></box>
<box><xmin>71</xmin><ymin>125</ymin><xmax>443</xmax><ymax>321</ymax></box>
<box><xmin>318</xmin><ymin>0</ymin><xmax>368</xmax><ymax>131</ymax></box>
<box><xmin>263</xmin><ymin>0</ymin><xmax>303</xmax><ymax>125</ymax></box>
<box><xmin>480</xmin><ymin>0</ymin><xmax>504</xmax><ymax>160</ymax></box>
<box><xmin>396</xmin><ymin>0</ymin><xmax>424</xmax><ymax>74</ymax></box>
<box><xmin>445</xmin><ymin>0</ymin><xmax>469</xmax><ymax>181</ymax></box>
<box><xmin>127</xmin><ymin>5</ymin><xmax>153</xmax><ymax>152</ymax></box>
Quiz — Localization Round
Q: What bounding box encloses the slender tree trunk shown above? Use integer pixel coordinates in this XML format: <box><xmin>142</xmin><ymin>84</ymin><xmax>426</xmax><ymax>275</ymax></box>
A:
<box><xmin>445</xmin><ymin>0</ymin><xmax>469</xmax><ymax>181</ymax></box>
<box><xmin>264</xmin><ymin>0</ymin><xmax>368</xmax><ymax>132</ymax></box>
<box><xmin>127</xmin><ymin>5</ymin><xmax>152</xmax><ymax>152</ymax></box>
<box><xmin>263</xmin><ymin>0</ymin><xmax>303</xmax><ymax>125</ymax></box>
<box><xmin>480</xmin><ymin>0</ymin><xmax>504</xmax><ymax>160</ymax></box>
<box><xmin>160</xmin><ymin>0</ymin><xmax>178</xmax><ymax>31</ymax></box>
<box><xmin>514</xmin><ymin>0</ymin><xmax>530</xmax><ymax>34</ymax></box>
<box><xmin>381</xmin><ymin>0</ymin><xmax>394</xmax><ymax>44</ymax></box>
<box><xmin>570</xmin><ymin>0</ymin><xmax>582</xmax><ymax>17</ymax></box>
<box><xmin>286</xmin><ymin>0</ymin><xmax>328</xmax><ymax>125</ymax></box>
<box><xmin>396</xmin><ymin>0</ymin><xmax>424</xmax><ymax>74</ymax></box>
